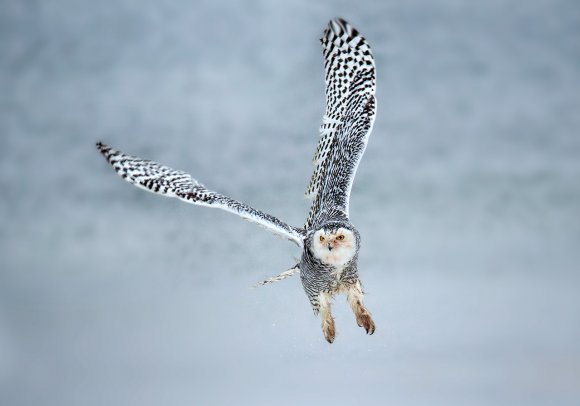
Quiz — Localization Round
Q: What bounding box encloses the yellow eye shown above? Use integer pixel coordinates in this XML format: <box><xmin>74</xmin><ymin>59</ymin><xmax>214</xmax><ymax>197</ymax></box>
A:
<box><xmin>319</xmin><ymin>235</ymin><xmax>325</xmax><ymax>242</ymax></box>
<box><xmin>336</xmin><ymin>235</ymin><xmax>345</xmax><ymax>241</ymax></box>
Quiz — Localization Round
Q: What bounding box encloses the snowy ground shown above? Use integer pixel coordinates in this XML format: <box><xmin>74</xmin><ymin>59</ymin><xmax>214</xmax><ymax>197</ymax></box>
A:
<box><xmin>1</xmin><ymin>0</ymin><xmax>579</xmax><ymax>405</ymax></box>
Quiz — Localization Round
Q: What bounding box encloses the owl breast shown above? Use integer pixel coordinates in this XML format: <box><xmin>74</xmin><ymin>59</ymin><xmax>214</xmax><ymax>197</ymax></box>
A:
<box><xmin>320</xmin><ymin>249</ymin><xmax>354</xmax><ymax>267</ymax></box>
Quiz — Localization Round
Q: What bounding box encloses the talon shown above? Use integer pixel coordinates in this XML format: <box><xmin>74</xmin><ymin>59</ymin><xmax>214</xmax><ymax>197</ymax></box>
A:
<box><xmin>346</xmin><ymin>281</ymin><xmax>375</xmax><ymax>337</ymax></box>
<box><xmin>358</xmin><ymin>313</ymin><xmax>375</xmax><ymax>335</ymax></box>
<box><xmin>322</xmin><ymin>317</ymin><xmax>336</xmax><ymax>343</ymax></box>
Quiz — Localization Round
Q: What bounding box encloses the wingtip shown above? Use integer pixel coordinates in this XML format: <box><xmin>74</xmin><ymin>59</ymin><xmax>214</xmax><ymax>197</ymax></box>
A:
<box><xmin>96</xmin><ymin>140</ymin><xmax>112</xmax><ymax>151</ymax></box>
<box><xmin>328</xmin><ymin>18</ymin><xmax>341</xmax><ymax>35</ymax></box>
<box><xmin>96</xmin><ymin>141</ymin><xmax>113</xmax><ymax>160</ymax></box>
<box><xmin>329</xmin><ymin>18</ymin><xmax>348</xmax><ymax>32</ymax></box>
<box><xmin>326</xmin><ymin>18</ymin><xmax>359</xmax><ymax>39</ymax></box>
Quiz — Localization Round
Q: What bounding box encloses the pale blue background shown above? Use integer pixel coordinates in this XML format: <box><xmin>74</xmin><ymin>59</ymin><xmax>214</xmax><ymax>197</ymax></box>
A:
<box><xmin>1</xmin><ymin>0</ymin><xmax>579</xmax><ymax>404</ymax></box>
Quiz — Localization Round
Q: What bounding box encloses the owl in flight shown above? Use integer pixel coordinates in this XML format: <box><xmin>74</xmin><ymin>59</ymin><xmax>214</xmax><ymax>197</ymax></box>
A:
<box><xmin>97</xmin><ymin>18</ymin><xmax>376</xmax><ymax>343</ymax></box>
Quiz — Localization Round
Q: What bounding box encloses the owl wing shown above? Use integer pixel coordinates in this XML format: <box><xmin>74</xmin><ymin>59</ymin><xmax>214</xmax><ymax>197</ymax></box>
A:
<box><xmin>305</xmin><ymin>18</ymin><xmax>376</xmax><ymax>227</ymax></box>
<box><xmin>97</xmin><ymin>142</ymin><xmax>305</xmax><ymax>247</ymax></box>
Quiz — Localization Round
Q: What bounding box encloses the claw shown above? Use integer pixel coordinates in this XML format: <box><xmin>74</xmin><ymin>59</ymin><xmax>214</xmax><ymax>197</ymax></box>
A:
<box><xmin>346</xmin><ymin>280</ymin><xmax>376</xmax><ymax>336</ymax></box>
<box><xmin>323</xmin><ymin>317</ymin><xmax>336</xmax><ymax>343</ymax></box>
<box><xmin>356</xmin><ymin>312</ymin><xmax>375</xmax><ymax>335</ymax></box>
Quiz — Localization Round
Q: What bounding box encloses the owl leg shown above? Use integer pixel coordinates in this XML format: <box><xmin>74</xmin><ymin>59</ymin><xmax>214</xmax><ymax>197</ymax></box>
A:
<box><xmin>317</xmin><ymin>291</ymin><xmax>336</xmax><ymax>343</ymax></box>
<box><xmin>346</xmin><ymin>280</ymin><xmax>375</xmax><ymax>335</ymax></box>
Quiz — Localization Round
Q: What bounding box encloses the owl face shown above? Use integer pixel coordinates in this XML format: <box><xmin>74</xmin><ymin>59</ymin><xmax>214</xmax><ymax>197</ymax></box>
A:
<box><xmin>311</xmin><ymin>227</ymin><xmax>356</xmax><ymax>266</ymax></box>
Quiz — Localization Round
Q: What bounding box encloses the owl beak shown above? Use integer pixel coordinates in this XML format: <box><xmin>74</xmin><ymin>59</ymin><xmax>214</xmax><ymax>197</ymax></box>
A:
<box><xmin>327</xmin><ymin>244</ymin><xmax>333</xmax><ymax>251</ymax></box>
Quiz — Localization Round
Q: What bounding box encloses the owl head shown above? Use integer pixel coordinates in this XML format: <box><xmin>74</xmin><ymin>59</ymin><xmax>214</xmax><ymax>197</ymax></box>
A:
<box><xmin>311</xmin><ymin>224</ymin><xmax>358</xmax><ymax>266</ymax></box>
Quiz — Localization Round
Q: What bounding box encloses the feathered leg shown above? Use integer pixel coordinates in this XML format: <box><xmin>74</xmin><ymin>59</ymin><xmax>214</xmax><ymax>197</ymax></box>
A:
<box><xmin>346</xmin><ymin>280</ymin><xmax>375</xmax><ymax>335</ymax></box>
<box><xmin>317</xmin><ymin>291</ymin><xmax>336</xmax><ymax>343</ymax></box>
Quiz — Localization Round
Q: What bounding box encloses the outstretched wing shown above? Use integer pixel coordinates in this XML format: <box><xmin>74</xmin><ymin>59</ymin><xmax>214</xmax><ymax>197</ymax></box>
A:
<box><xmin>97</xmin><ymin>142</ymin><xmax>305</xmax><ymax>247</ymax></box>
<box><xmin>305</xmin><ymin>18</ymin><xmax>376</xmax><ymax>228</ymax></box>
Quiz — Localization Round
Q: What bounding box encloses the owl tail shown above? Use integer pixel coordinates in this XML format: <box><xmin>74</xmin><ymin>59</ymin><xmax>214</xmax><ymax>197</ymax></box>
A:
<box><xmin>254</xmin><ymin>264</ymin><xmax>300</xmax><ymax>287</ymax></box>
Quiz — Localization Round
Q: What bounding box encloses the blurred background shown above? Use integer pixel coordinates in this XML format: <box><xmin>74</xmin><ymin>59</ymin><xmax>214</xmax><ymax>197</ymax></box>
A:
<box><xmin>1</xmin><ymin>0</ymin><xmax>579</xmax><ymax>404</ymax></box>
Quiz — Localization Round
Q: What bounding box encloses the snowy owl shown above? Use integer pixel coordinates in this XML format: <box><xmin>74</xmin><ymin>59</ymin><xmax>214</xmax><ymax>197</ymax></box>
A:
<box><xmin>97</xmin><ymin>18</ymin><xmax>376</xmax><ymax>343</ymax></box>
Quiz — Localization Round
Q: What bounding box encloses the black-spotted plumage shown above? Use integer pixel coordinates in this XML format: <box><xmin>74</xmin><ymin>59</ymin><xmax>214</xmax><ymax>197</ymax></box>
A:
<box><xmin>97</xmin><ymin>18</ymin><xmax>377</xmax><ymax>343</ymax></box>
